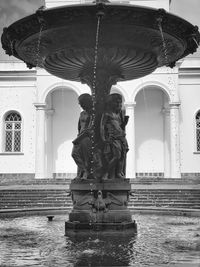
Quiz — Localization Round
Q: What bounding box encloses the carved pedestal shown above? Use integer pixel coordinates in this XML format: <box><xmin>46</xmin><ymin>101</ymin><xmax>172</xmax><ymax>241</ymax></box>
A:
<box><xmin>65</xmin><ymin>179</ymin><xmax>137</xmax><ymax>234</ymax></box>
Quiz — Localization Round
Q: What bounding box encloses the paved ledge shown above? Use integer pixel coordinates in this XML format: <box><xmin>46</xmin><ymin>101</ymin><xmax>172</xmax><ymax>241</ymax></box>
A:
<box><xmin>152</xmin><ymin>264</ymin><xmax>200</xmax><ymax>267</ymax></box>
<box><xmin>0</xmin><ymin>207</ymin><xmax>69</xmax><ymax>218</ymax></box>
<box><xmin>0</xmin><ymin>207</ymin><xmax>200</xmax><ymax>218</ymax></box>
<box><xmin>0</xmin><ymin>183</ymin><xmax>200</xmax><ymax>190</ymax></box>
<box><xmin>130</xmin><ymin>207</ymin><xmax>200</xmax><ymax>217</ymax></box>
<box><xmin>0</xmin><ymin>185</ymin><xmax>70</xmax><ymax>190</ymax></box>
<box><xmin>131</xmin><ymin>184</ymin><xmax>200</xmax><ymax>190</ymax></box>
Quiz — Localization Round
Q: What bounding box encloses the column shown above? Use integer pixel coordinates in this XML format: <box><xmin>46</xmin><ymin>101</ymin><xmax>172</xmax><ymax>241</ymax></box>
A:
<box><xmin>124</xmin><ymin>102</ymin><xmax>136</xmax><ymax>178</ymax></box>
<box><xmin>46</xmin><ymin>109</ymin><xmax>55</xmax><ymax>178</ymax></box>
<box><xmin>162</xmin><ymin>107</ymin><xmax>170</xmax><ymax>178</ymax></box>
<box><xmin>34</xmin><ymin>103</ymin><xmax>47</xmax><ymax>179</ymax></box>
<box><xmin>169</xmin><ymin>102</ymin><xmax>181</xmax><ymax>178</ymax></box>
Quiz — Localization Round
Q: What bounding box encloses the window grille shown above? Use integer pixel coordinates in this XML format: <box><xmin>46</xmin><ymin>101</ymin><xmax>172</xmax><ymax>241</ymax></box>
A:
<box><xmin>4</xmin><ymin>112</ymin><xmax>22</xmax><ymax>152</ymax></box>
<box><xmin>196</xmin><ymin>111</ymin><xmax>200</xmax><ymax>151</ymax></box>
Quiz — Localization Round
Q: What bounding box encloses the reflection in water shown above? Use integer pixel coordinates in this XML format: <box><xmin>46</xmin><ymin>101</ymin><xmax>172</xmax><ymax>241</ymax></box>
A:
<box><xmin>67</xmin><ymin>233</ymin><xmax>135</xmax><ymax>267</ymax></box>
<box><xmin>0</xmin><ymin>214</ymin><xmax>200</xmax><ymax>266</ymax></box>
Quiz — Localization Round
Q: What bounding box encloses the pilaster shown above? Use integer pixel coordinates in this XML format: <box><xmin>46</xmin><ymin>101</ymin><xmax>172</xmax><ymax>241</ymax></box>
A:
<box><xmin>34</xmin><ymin>103</ymin><xmax>47</xmax><ymax>179</ymax></box>
<box><xmin>124</xmin><ymin>102</ymin><xmax>136</xmax><ymax>178</ymax></box>
<box><xmin>169</xmin><ymin>102</ymin><xmax>181</xmax><ymax>178</ymax></box>
<box><xmin>162</xmin><ymin>107</ymin><xmax>170</xmax><ymax>178</ymax></box>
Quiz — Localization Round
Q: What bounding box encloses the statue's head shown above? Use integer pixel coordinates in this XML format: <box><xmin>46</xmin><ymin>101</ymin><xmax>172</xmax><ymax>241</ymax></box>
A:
<box><xmin>107</xmin><ymin>93</ymin><xmax>122</xmax><ymax>113</ymax></box>
<box><xmin>78</xmin><ymin>93</ymin><xmax>93</xmax><ymax>111</ymax></box>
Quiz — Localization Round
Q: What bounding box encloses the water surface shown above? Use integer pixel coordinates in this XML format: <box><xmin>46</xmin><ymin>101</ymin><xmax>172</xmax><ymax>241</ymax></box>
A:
<box><xmin>0</xmin><ymin>214</ymin><xmax>200</xmax><ymax>266</ymax></box>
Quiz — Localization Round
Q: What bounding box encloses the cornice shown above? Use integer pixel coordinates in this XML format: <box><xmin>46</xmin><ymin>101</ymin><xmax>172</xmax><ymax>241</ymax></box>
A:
<box><xmin>34</xmin><ymin>103</ymin><xmax>47</xmax><ymax>110</ymax></box>
<box><xmin>0</xmin><ymin>69</ymin><xmax>37</xmax><ymax>82</ymax></box>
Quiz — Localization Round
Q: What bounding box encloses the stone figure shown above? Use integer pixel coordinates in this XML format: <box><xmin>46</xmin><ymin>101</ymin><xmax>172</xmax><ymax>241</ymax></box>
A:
<box><xmin>71</xmin><ymin>94</ymin><xmax>93</xmax><ymax>179</ymax></box>
<box><xmin>100</xmin><ymin>93</ymin><xmax>129</xmax><ymax>179</ymax></box>
<box><xmin>72</xmin><ymin>93</ymin><xmax>129</xmax><ymax>180</ymax></box>
<box><xmin>90</xmin><ymin>190</ymin><xmax>123</xmax><ymax>213</ymax></box>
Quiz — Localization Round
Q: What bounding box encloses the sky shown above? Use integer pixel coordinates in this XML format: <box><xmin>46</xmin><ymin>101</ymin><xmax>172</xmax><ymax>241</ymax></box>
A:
<box><xmin>0</xmin><ymin>0</ymin><xmax>199</xmax><ymax>60</ymax></box>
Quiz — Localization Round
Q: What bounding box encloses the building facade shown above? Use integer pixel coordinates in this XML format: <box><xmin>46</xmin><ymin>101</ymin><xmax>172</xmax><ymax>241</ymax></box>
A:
<box><xmin>0</xmin><ymin>0</ymin><xmax>200</xmax><ymax>181</ymax></box>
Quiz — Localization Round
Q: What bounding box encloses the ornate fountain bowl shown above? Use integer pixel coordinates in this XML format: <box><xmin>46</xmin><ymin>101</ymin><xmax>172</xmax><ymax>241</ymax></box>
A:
<box><xmin>1</xmin><ymin>3</ymin><xmax>199</xmax><ymax>82</ymax></box>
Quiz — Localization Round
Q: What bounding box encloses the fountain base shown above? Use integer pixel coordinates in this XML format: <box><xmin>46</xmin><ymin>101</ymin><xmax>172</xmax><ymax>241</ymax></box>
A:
<box><xmin>65</xmin><ymin>178</ymin><xmax>137</xmax><ymax>234</ymax></box>
<box><xmin>65</xmin><ymin>220</ymin><xmax>137</xmax><ymax>234</ymax></box>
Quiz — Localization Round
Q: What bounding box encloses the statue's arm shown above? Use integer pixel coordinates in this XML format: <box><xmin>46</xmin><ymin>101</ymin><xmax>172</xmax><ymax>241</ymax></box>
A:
<box><xmin>120</xmin><ymin>110</ymin><xmax>129</xmax><ymax>130</ymax></box>
<box><xmin>78</xmin><ymin>118</ymin><xmax>81</xmax><ymax>134</ymax></box>
<box><xmin>100</xmin><ymin>113</ymin><xmax>107</xmax><ymax>142</ymax></box>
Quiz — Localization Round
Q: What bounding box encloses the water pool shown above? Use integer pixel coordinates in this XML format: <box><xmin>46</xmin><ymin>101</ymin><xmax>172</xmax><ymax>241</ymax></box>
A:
<box><xmin>0</xmin><ymin>214</ymin><xmax>200</xmax><ymax>266</ymax></box>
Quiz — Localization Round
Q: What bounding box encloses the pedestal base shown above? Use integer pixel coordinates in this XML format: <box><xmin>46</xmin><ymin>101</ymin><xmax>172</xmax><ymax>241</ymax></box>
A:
<box><xmin>65</xmin><ymin>220</ymin><xmax>137</xmax><ymax>234</ymax></box>
<box><xmin>65</xmin><ymin>178</ymin><xmax>136</xmax><ymax>234</ymax></box>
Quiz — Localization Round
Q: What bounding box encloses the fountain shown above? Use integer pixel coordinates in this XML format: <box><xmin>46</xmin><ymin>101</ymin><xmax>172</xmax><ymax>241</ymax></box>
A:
<box><xmin>1</xmin><ymin>0</ymin><xmax>199</xmax><ymax>234</ymax></box>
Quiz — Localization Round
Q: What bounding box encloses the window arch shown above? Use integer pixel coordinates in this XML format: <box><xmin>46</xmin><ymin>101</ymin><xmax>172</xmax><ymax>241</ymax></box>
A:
<box><xmin>4</xmin><ymin>112</ymin><xmax>22</xmax><ymax>152</ymax></box>
<box><xmin>196</xmin><ymin>111</ymin><xmax>200</xmax><ymax>152</ymax></box>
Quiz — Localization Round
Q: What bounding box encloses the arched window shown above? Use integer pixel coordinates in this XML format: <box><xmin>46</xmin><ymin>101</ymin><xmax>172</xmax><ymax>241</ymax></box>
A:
<box><xmin>4</xmin><ymin>112</ymin><xmax>22</xmax><ymax>152</ymax></box>
<box><xmin>196</xmin><ymin>111</ymin><xmax>200</xmax><ymax>152</ymax></box>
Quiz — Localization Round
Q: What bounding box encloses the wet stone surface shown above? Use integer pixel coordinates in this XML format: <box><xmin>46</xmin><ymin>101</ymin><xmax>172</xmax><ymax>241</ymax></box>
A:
<box><xmin>0</xmin><ymin>214</ymin><xmax>200</xmax><ymax>266</ymax></box>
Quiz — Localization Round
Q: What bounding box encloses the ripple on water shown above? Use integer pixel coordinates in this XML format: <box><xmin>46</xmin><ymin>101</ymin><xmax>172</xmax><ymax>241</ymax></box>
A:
<box><xmin>0</xmin><ymin>214</ymin><xmax>200</xmax><ymax>267</ymax></box>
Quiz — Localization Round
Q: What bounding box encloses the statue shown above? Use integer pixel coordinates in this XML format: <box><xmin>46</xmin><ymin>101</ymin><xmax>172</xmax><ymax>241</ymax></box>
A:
<box><xmin>71</xmin><ymin>93</ymin><xmax>93</xmax><ymax>179</ymax></box>
<box><xmin>72</xmin><ymin>93</ymin><xmax>129</xmax><ymax>180</ymax></box>
<box><xmin>72</xmin><ymin>93</ymin><xmax>104</xmax><ymax>180</ymax></box>
<box><xmin>100</xmin><ymin>93</ymin><xmax>129</xmax><ymax>179</ymax></box>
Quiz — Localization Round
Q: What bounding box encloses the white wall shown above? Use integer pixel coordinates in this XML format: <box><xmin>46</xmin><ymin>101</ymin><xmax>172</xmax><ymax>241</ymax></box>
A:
<box><xmin>179</xmin><ymin>83</ymin><xmax>200</xmax><ymax>173</ymax></box>
<box><xmin>127</xmin><ymin>0</ymin><xmax>169</xmax><ymax>10</ymax></box>
<box><xmin>0</xmin><ymin>85</ymin><xmax>36</xmax><ymax>173</ymax></box>
<box><xmin>0</xmin><ymin>63</ymin><xmax>199</xmax><ymax>177</ymax></box>
<box><xmin>45</xmin><ymin>0</ymin><xmax>169</xmax><ymax>10</ymax></box>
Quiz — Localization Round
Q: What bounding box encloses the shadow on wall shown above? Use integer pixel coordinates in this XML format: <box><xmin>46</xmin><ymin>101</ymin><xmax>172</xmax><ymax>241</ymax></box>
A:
<box><xmin>45</xmin><ymin>89</ymin><xmax>80</xmax><ymax>175</ymax></box>
<box><xmin>135</xmin><ymin>87</ymin><xmax>170</xmax><ymax>173</ymax></box>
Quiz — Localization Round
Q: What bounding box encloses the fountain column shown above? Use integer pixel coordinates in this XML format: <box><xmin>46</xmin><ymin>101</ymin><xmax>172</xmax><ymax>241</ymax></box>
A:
<box><xmin>169</xmin><ymin>102</ymin><xmax>181</xmax><ymax>178</ymax></box>
<box><xmin>34</xmin><ymin>103</ymin><xmax>47</xmax><ymax>179</ymax></box>
<box><xmin>124</xmin><ymin>102</ymin><xmax>136</xmax><ymax>178</ymax></box>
